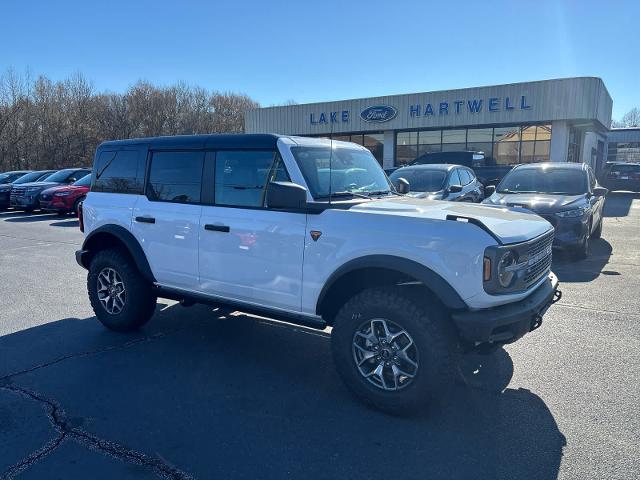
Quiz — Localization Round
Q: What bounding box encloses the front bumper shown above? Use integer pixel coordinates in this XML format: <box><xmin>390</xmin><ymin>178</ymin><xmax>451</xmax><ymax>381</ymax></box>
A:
<box><xmin>540</xmin><ymin>214</ymin><xmax>588</xmax><ymax>250</ymax></box>
<box><xmin>10</xmin><ymin>196</ymin><xmax>39</xmax><ymax>209</ymax></box>
<box><xmin>452</xmin><ymin>273</ymin><xmax>561</xmax><ymax>346</ymax></box>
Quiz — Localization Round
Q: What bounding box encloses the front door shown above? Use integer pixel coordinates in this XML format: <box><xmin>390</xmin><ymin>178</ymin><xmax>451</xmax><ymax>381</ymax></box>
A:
<box><xmin>199</xmin><ymin>150</ymin><xmax>306</xmax><ymax>312</ymax></box>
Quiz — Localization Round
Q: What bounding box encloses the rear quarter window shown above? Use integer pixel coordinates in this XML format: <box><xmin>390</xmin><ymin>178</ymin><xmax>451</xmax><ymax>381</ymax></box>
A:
<box><xmin>93</xmin><ymin>150</ymin><xmax>145</xmax><ymax>193</ymax></box>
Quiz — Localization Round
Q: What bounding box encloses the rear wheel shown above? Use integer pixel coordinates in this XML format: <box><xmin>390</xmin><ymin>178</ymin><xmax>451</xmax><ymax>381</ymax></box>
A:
<box><xmin>331</xmin><ymin>287</ymin><xmax>458</xmax><ymax>415</ymax></box>
<box><xmin>72</xmin><ymin>197</ymin><xmax>85</xmax><ymax>217</ymax></box>
<box><xmin>88</xmin><ymin>248</ymin><xmax>157</xmax><ymax>332</ymax></box>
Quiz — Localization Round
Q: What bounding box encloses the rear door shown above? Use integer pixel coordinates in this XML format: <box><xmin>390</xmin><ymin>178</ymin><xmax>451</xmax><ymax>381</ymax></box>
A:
<box><xmin>198</xmin><ymin>149</ymin><xmax>306</xmax><ymax>311</ymax></box>
<box><xmin>131</xmin><ymin>150</ymin><xmax>204</xmax><ymax>290</ymax></box>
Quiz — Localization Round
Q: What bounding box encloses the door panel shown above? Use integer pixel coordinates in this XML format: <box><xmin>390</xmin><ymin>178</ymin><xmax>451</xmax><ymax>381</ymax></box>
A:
<box><xmin>199</xmin><ymin>206</ymin><xmax>306</xmax><ymax>310</ymax></box>
<box><xmin>131</xmin><ymin>196</ymin><xmax>202</xmax><ymax>289</ymax></box>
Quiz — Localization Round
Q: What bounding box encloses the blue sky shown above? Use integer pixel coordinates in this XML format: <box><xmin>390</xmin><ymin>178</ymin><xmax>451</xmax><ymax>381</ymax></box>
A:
<box><xmin>1</xmin><ymin>0</ymin><xmax>638</xmax><ymax>119</ymax></box>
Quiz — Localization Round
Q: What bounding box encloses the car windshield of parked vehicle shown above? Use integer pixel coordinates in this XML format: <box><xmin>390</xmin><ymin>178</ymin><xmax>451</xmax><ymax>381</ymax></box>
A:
<box><xmin>73</xmin><ymin>174</ymin><xmax>92</xmax><ymax>187</ymax></box>
<box><xmin>43</xmin><ymin>169</ymin><xmax>74</xmax><ymax>183</ymax></box>
<box><xmin>389</xmin><ymin>168</ymin><xmax>447</xmax><ymax>192</ymax></box>
<box><xmin>291</xmin><ymin>146</ymin><xmax>392</xmax><ymax>199</ymax></box>
<box><xmin>13</xmin><ymin>171</ymin><xmax>47</xmax><ymax>184</ymax></box>
<box><xmin>498</xmin><ymin>168</ymin><xmax>588</xmax><ymax>195</ymax></box>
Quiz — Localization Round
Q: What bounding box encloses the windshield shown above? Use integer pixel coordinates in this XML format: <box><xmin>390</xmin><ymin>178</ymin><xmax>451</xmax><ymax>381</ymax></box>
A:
<box><xmin>0</xmin><ymin>173</ymin><xmax>11</xmax><ymax>183</ymax></box>
<box><xmin>43</xmin><ymin>169</ymin><xmax>74</xmax><ymax>183</ymax></box>
<box><xmin>498</xmin><ymin>168</ymin><xmax>588</xmax><ymax>195</ymax></box>
<box><xmin>13</xmin><ymin>171</ymin><xmax>49</xmax><ymax>184</ymax></box>
<box><xmin>290</xmin><ymin>146</ymin><xmax>391</xmax><ymax>199</ymax></box>
<box><xmin>73</xmin><ymin>174</ymin><xmax>92</xmax><ymax>186</ymax></box>
<box><xmin>390</xmin><ymin>168</ymin><xmax>446</xmax><ymax>192</ymax></box>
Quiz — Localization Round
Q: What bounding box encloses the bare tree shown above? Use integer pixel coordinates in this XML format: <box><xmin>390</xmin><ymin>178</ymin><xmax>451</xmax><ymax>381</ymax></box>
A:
<box><xmin>0</xmin><ymin>68</ymin><xmax>260</xmax><ymax>172</ymax></box>
<box><xmin>611</xmin><ymin>107</ymin><xmax>640</xmax><ymax>128</ymax></box>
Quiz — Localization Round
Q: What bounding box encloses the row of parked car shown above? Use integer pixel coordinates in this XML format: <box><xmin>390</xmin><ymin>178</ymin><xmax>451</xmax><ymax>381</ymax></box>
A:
<box><xmin>0</xmin><ymin>168</ymin><xmax>91</xmax><ymax>215</ymax></box>
<box><xmin>388</xmin><ymin>159</ymin><xmax>611</xmax><ymax>260</ymax></box>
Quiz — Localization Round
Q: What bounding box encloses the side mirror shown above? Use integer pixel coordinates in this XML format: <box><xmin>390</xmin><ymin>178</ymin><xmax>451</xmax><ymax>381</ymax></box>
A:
<box><xmin>67</xmin><ymin>178</ymin><xmax>77</xmax><ymax>184</ymax></box>
<box><xmin>593</xmin><ymin>186</ymin><xmax>608</xmax><ymax>197</ymax></box>
<box><xmin>484</xmin><ymin>185</ymin><xmax>496</xmax><ymax>196</ymax></box>
<box><xmin>396</xmin><ymin>177</ymin><xmax>410</xmax><ymax>194</ymax></box>
<box><xmin>266</xmin><ymin>181</ymin><xmax>308</xmax><ymax>210</ymax></box>
<box><xmin>448</xmin><ymin>184</ymin><xmax>463</xmax><ymax>193</ymax></box>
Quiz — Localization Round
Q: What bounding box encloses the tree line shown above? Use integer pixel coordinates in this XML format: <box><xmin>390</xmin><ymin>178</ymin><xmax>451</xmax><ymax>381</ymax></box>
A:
<box><xmin>0</xmin><ymin>69</ymin><xmax>259</xmax><ymax>172</ymax></box>
<box><xmin>611</xmin><ymin>107</ymin><xmax>640</xmax><ymax>128</ymax></box>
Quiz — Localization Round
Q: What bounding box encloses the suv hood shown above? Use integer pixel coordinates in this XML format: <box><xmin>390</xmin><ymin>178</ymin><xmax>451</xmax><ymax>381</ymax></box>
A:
<box><xmin>485</xmin><ymin>192</ymin><xmax>586</xmax><ymax>214</ymax></box>
<box><xmin>17</xmin><ymin>181</ymin><xmax>61</xmax><ymax>189</ymax></box>
<box><xmin>350</xmin><ymin>196</ymin><xmax>552</xmax><ymax>244</ymax></box>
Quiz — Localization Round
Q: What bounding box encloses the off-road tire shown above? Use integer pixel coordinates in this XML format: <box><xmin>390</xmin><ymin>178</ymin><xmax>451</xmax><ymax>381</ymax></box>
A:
<box><xmin>331</xmin><ymin>287</ymin><xmax>459</xmax><ymax>415</ymax></box>
<box><xmin>88</xmin><ymin>248</ymin><xmax>157</xmax><ymax>332</ymax></box>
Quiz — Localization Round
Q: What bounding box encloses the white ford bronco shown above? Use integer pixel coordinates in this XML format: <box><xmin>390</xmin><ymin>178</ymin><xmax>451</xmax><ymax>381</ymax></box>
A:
<box><xmin>76</xmin><ymin>134</ymin><xmax>560</xmax><ymax>414</ymax></box>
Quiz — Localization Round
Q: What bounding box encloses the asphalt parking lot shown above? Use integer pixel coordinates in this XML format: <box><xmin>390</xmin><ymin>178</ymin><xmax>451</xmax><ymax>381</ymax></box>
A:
<box><xmin>1</xmin><ymin>193</ymin><xmax>639</xmax><ymax>480</ymax></box>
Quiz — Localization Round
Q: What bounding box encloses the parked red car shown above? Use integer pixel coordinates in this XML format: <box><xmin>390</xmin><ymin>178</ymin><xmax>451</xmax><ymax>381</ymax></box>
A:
<box><xmin>40</xmin><ymin>174</ymin><xmax>91</xmax><ymax>215</ymax></box>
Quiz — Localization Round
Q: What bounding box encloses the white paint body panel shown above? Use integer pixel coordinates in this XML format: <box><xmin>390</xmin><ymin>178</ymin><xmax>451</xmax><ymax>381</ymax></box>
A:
<box><xmin>198</xmin><ymin>205</ymin><xmax>306</xmax><ymax>311</ymax></box>
<box><xmin>131</xmin><ymin>196</ymin><xmax>201</xmax><ymax>290</ymax></box>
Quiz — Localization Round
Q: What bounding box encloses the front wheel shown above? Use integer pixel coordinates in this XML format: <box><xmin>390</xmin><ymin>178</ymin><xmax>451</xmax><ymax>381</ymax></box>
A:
<box><xmin>572</xmin><ymin>229</ymin><xmax>590</xmax><ymax>260</ymax></box>
<box><xmin>88</xmin><ymin>248</ymin><xmax>157</xmax><ymax>332</ymax></box>
<box><xmin>591</xmin><ymin>217</ymin><xmax>603</xmax><ymax>239</ymax></box>
<box><xmin>331</xmin><ymin>287</ymin><xmax>458</xmax><ymax>415</ymax></box>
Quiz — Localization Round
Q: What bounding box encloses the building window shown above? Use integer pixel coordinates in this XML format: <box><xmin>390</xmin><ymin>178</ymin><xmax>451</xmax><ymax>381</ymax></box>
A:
<box><xmin>607</xmin><ymin>141</ymin><xmax>640</xmax><ymax>163</ymax></box>
<box><xmin>395</xmin><ymin>124</ymin><xmax>552</xmax><ymax>166</ymax></box>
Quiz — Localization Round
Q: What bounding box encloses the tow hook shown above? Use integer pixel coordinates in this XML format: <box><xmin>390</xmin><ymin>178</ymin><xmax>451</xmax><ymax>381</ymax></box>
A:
<box><xmin>552</xmin><ymin>289</ymin><xmax>563</xmax><ymax>304</ymax></box>
<box><xmin>530</xmin><ymin>314</ymin><xmax>543</xmax><ymax>331</ymax></box>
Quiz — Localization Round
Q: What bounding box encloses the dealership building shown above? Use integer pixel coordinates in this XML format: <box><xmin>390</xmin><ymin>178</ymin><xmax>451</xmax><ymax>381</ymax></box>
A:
<box><xmin>245</xmin><ymin>77</ymin><xmax>615</xmax><ymax>172</ymax></box>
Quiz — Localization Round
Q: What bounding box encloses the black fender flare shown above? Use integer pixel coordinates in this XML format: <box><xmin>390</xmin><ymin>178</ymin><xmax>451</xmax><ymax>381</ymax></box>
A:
<box><xmin>79</xmin><ymin>224</ymin><xmax>156</xmax><ymax>283</ymax></box>
<box><xmin>316</xmin><ymin>255</ymin><xmax>467</xmax><ymax>314</ymax></box>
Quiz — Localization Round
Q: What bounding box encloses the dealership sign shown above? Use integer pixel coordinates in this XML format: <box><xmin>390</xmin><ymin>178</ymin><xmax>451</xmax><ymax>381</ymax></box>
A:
<box><xmin>309</xmin><ymin>95</ymin><xmax>532</xmax><ymax>125</ymax></box>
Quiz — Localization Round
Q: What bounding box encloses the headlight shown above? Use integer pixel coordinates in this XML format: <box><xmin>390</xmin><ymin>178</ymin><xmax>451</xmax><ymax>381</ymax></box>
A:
<box><xmin>54</xmin><ymin>191</ymin><xmax>72</xmax><ymax>197</ymax></box>
<box><xmin>497</xmin><ymin>251</ymin><xmax>517</xmax><ymax>287</ymax></box>
<box><xmin>555</xmin><ymin>207</ymin><xmax>588</xmax><ymax>218</ymax></box>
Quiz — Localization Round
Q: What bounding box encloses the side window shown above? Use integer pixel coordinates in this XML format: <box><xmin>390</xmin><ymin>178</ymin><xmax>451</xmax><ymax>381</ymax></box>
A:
<box><xmin>147</xmin><ymin>151</ymin><xmax>204</xmax><ymax>204</ymax></box>
<box><xmin>214</xmin><ymin>150</ymin><xmax>278</xmax><ymax>207</ymax></box>
<box><xmin>459</xmin><ymin>169</ymin><xmax>472</xmax><ymax>185</ymax></box>
<box><xmin>448</xmin><ymin>169</ymin><xmax>461</xmax><ymax>186</ymax></box>
<box><xmin>93</xmin><ymin>150</ymin><xmax>144</xmax><ymax>193</ymax></box>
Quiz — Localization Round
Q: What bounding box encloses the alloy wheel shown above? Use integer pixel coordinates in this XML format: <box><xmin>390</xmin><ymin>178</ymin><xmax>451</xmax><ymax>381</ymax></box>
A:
<box><xmin>97</xmin><ymin>267</ymin><xmax>126</xmax><ymax>314</ymax></box>
<box><xmin>352</xmin><ymin>318</ymin><xmax>419</xmax><ymax>391</ymax></box>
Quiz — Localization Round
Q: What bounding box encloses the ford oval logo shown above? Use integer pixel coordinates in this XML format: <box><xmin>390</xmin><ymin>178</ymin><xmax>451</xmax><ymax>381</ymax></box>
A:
<box><xmin>360</xmin><ymin>105</ymin><xmax>397</xmax><ymax>123</ymax></box>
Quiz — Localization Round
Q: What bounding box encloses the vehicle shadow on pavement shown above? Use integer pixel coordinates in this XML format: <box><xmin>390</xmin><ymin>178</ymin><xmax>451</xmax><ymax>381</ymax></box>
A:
<box><xmin>0</xmin><ymin>304</ymin><xmax>566</xmax><ymax>480</ymax></box>
<box><xmin>552</xmin><ymin>238</ymin><xmax>613</xmax><ymax>282</ymax></box>
<box><xmin>603</xmin><ymin>191</ymin><xmax>640</xmax><ymax>217</ymax></box>
<box><xmin>3</xmin><ymin>213</ymin><xmax>62</xmax><ymax>223</ymax></box>
<box><xmin>49</xmin><ymin>219</ymin><xmax>79</xmax><ymax>228</ymax></box>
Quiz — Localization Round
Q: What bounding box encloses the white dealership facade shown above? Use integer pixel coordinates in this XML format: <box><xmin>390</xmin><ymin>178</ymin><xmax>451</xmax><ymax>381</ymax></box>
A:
<box><xmin>245</xmin><ymin>77</ymin><xmax>613</xmax><ymax>172</ymax></box>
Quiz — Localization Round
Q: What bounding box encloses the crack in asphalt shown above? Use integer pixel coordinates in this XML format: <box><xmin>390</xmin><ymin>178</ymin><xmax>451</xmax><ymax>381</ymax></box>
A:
<box><xmin>0</xmin><ymin>385</ymin><xmax>192</xmax><ymax>480</ymax></box>
<box><xmin>0</xmin><ymin>328</ymin><xmax>193</xmax><ymax>480</ymax></box>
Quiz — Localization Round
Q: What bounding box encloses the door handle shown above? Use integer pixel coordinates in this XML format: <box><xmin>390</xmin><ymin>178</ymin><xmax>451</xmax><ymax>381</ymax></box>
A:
<box><xmin>204</xmin><ymin>224</ymin><xmax>230</xmax><ymax>233</ymax></box>
<box><xmin>135</xmin><ymin>216</ymin><xmax>156</xmax><ymax>224</ymax></box>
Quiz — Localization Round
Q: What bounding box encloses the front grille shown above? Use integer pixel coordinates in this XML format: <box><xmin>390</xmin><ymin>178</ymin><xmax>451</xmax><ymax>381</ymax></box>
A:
<box><xmin>10</xmin><ymin>186</ymin><xmax>26</xmax><ymax>201</ymax></box>
<box><xmin>523</xmin><ymin>231</ymin><xmax>554</xmax><ymax>286</ymax></box>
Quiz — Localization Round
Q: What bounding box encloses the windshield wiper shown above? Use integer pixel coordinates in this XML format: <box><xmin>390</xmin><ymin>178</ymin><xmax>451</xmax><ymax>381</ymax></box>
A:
<box><xmin>366</xmin><ymin>190</ymin><xmax>396</xmax><ymax>197</ymax></box>
<box><xmin>498</xmin><ymin>189</ymin><xmax>538</xmax><ymax>194</ymax></box>
<box><xmin>316</xmin><ymin>191</ymin><xmax>370</xmax><ymax>199</ymax></box>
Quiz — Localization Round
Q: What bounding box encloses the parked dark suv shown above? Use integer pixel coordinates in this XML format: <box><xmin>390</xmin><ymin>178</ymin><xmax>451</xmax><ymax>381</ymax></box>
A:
<box><xmin>0</xmin><ymin>170</ymin><xmax>55</xmax><ymax>209</ymax></box>
<box><xmin>600</xmin><ymin>162</ymin><xmax>640</xmax><ymax>192</ymax></box>
<box><xmin>10</xmin><ymin>168</ymin><xmax>91</xmax><ymax>212</ymax></box>
<box><xmin>483</xmin><ymin>163</ymin><xmax>607</xmax><ymax>259</ymax></box>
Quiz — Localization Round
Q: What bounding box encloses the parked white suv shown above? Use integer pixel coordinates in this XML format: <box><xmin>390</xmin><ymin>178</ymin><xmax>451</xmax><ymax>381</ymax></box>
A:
<box><xmin>76</xmin><ymin>134</ymin><xmax>561</xmax><ymax>414</ymax></box>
